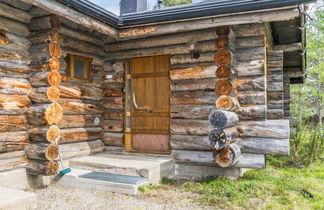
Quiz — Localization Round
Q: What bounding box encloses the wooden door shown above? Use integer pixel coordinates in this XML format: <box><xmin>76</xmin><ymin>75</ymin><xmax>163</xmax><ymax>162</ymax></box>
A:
<box><xmin>125</xmin><ymin>55</ymin><xmax>170</xmax><ymax>153</ymax></box>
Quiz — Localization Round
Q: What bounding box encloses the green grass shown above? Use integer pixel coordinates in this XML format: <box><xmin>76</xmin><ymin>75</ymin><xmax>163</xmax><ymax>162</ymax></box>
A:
<box><xmin>160</xmin><ymin>164</ymin><xmax>324</xmax><ymax>209</ymax></box>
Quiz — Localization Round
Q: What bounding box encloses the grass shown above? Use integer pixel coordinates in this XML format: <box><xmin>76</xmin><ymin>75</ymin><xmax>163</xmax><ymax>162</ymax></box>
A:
<box><xmin>155</xmin><ymin>163</ymin><xmax>324</xmax><ymax>209</ymax></box>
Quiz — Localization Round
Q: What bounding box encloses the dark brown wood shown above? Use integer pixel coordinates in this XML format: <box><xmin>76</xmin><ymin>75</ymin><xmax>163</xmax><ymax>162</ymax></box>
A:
<box><xmin>215</xmin><ymin>79</ymin><xmax>233</xmax><ymax>96</ymax></box>
<box><xmin>214</xmin><ymin>49</ymin><xmax>232</xmax><ymax>65</ymax></box>
<box><xmin>216</xmin><ymin>65</ymin><xmax>232</xmax><ymax>78</ymax></box>
<box><xmin>214</xmin><ymin>143</ymin><xmax>241</xmax><ymax>167</ymax></box>
<box><xmin>49</xmin><ymin>43</ymin><xmax>62</xmax><ymax>58</ymax></box>
<box><xmin>216</xmin><ymin>26</ymin><xmax>230</xmax><ymax>36</ymax></box>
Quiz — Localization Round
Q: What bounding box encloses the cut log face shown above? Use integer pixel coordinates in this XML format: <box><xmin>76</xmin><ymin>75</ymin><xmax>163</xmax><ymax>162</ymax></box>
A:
<box><xmin>25</xmin><ymin>143</ymin><xmax>59</xmax><ymax>161</ymax></box>
<box><xmin>215</xmin><ymin>79</ymin><xmax>232</xmax><ymax>96</ymax></box>
<box><xmin>47</xmin><ymin>125</ymin><xmax>61</xmax><ymax>143</ymax></box>
<box><xmin>216</xmin><ymin>36</ymin><xmax>229</xmax><ymax>48</ymax></box>
<box><xmin>214</xmin><ymin>144</ymin><xmax>241</xmax><ymax>168</ymax></box>
<box><xmin>45</xmin><ymin>102</ymin><xmax>63</xmax><ymax>125</ymax></box>
<box><xmin>49</xmin><ymin>57</ymin><xmax>60</xmax><ymax>71</ymax></box>
<box><xmin>48</xmin><ymin>71</ymin><xmax>61</xmax><ymax>86</ymax></box>
<box><xmin>26</xmin><ymin>160</ymin><xmax>59</xmax><ymax>176</ymax></box>
<box><xmin>215</xmin><ymin>95</ymin><xmax>240</xmax><ymax>111</ymax></box>
<box><xmin>49</xmin><ymin>43</ymin><xmax>62</xmax><ymax>58</ymax></box>
<box><xmin>50</xmin><ymin>30</ymin><xmax>60</xmax><ymax>43</ymax></box>
<box><xmin>209</xmin><ymin>127</ymin><xmax>239</xmax><ymax>150</ymax></box>
<box><xmin>47</xmin><ymin>86</ymin><xmax>60</xmax><ymax>102</ymax></box>
<box><xmin>216</xmin><ymin>65</ymin><xmax>231</xmax><ymax>78</ymax></box>
<box><xmin>209</xmin><ymin>110</ymin><xmax>239</xmax><ymax>128</ymax></box>
<box><xmin>214</xmin><ymin>49</ymin><xmax>232</xmax><ymax>65</ymax></box>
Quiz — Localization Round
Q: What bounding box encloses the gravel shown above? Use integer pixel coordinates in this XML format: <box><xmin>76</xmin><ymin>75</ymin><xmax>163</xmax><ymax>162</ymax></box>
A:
<box><xmin>30</xmin><ymin>184</ymin><xmax>210</xmax><ymax>210</ymax></box>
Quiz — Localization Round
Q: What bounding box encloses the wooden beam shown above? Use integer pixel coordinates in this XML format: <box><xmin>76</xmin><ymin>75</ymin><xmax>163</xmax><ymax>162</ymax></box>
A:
<box><xmin>21</xmin><ymin>0</ymin><xmax>118</xmax><ymax>39</ymax></box>
<box><xmin>273</xmin><ymin>43</ymin><xmax>302</xmax><ymax>52</ymax></box>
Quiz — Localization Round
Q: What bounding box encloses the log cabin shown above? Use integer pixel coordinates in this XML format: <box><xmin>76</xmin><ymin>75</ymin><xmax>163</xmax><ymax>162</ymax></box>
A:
<box><xmin>0</xmin><ymin>0</ymin><xmax>313</xmax><ymax>187</ymax></box>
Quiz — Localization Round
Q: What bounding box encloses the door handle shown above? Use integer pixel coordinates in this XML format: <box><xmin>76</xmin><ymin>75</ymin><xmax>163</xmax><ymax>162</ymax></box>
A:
<box><xmin>132</xmin><ymin>90</ymin><xmax>152</xmax><ymax>113</ymax></box>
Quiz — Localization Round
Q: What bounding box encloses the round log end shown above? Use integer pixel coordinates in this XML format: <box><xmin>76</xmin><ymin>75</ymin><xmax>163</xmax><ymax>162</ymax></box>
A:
<box><xmin>216</xmin><ymin>65</ymin><xmax>232</xmax><ymax>78</ymax></box>
<box><xmin>209</xmin><ymin>110</ymin><xmax>228</xmax><ymax>128</ymax></box>
<box><xmin>45</xmin><ymin>102</ymin><xmax>63</xmax><ymax>125</ymax></box>
<box><xmin>46</xmin><ymin>161</ymin><xmax>59</xmax><ymax>175</ymax></box>
<box><xmin>49</xmin><ymin>57</ymin><xmax>60</xmax><ymax>71</ymax></box>
<box><xmin>214</xmin><ymin>49</ymin><xmax>232</xmax><ymax>65</ymax></box>
<box><xmin>215</xmin><ymin>95</ymin><xmax>232</xmax><ymax>110</ymax></box>
<box><xmin>46</xmin><ymin>125</ymin><xmax>61</xmax><ymax>143</ymax></box>
<box><xmin>49</xmin><ymin>43</ymin><xmax>62</xmax><ymax>58</ymax></box>
<box><xmin>215</xmin><ymin>79</ymin><xmax>233</xmax><ymax>96</ymax></box>
<box><xmin>216</xmin><ymin>26</ymin><xmax>230</xmax><ymax>36</ymax></box>
<box><xmin>48</xmin><ymin>71</ymin><xmax>62</xmax><ymax>86</ymax></box>
<box><xmin>209</xmin><ymin>129</ymin><xmax>227</xmax><ymax>150</ymax></box>
<box><xmin>215</xmin><ymin>144</ymin><xmax>241</xmax><ymax>168</ymax></box>
<box><xmin>45</xmin><ymin>144</ymin><xmax>59</xmax><ymax>160</ymax></box>
<box><xmin>47</xmin><ymin>86</ymin><xmax>60</xmax><ymax>102</ymax></box>
<box><xmin>216</xmin><ymin>36</ymin><xmax>229</xmax><ymax>48</ymax></box>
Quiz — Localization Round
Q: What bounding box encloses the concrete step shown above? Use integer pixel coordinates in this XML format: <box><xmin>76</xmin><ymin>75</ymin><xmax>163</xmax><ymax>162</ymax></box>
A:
<box><xmin>68</xmin><ymin>153</ymin><xmax>175</xmax><ymax>183</ymax></box>
<box><xmin>57</xmin><ymin>169</ymin><xmax>149</xmax><ymax>195</ymax></box>
<box><xmin>0</xmin><ymin>187</ymin><xmax>37</xmax><ymax>210</ymax></box>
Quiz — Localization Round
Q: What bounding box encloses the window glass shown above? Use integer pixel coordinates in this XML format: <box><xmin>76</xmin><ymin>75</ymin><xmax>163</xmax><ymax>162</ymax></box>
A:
<box><xmin>74</xmin><ymin>56</ymin><xmax>87</xmax><ymax>79</ymax></box>
<box><xmin>65</xmin><ymin>54</ymin><xmax>91</xmax><ymax>80</ymax></box>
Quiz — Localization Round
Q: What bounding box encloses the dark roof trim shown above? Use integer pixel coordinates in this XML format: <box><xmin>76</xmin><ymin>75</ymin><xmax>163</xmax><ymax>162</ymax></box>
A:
<box><xmin>57</xmin><ymin>0</ymin><xmax>313</xmax><ymax>27</ymax></box>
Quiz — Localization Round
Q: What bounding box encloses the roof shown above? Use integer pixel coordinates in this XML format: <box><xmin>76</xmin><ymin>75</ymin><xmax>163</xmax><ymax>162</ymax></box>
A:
<box><xmin>57</xmin><ymin>0</ymin><xmax>314</xmax><ymax>27</ymax></box>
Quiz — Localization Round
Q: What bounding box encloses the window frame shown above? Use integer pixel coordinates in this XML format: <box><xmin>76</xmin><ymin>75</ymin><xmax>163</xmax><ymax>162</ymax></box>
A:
<box><xmin>66</xmin><ymin>53</ymin><xmax>92</xmax><ymax>81</ymax></box>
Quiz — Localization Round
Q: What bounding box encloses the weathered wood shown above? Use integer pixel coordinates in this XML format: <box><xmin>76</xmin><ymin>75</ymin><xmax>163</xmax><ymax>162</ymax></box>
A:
<box><xmin>216</xmin><ymin>65</ymin><xmax>232</xmax><ymax>78</ymax></box>
<box><xmin>0</xmin><ymin>150</ymin><xmax>27</xmax><ymax>172</ymax></box>
<box><xmin>171</xmin><ymin>119</ymin><xmax>211</xmax><ymax>136</ymax></box>
<box><xmin>1</xmin><ymin>32</ymin><xmax>31</xmax><ymax>52</ymax></box>
<box><xmin>59</xmin><ymin>98</ymin><xmax>103</xmax><ymax>114</ymax></box>
<box><xmin>170</xmin><ymin>52</ymin><xmax>214</xmax><ymax>65</ymax></box>
<box><xmin>233</xmin><ymin>24</ymin><xmax>265</xmax><ymax>37</ymax></box>
<box><xmin>47</xmin><ymin>86</ymin><xmax>60</xmax><ymax>102</ymax></box>
<box><xmin>0</xmin><ymin>94</ymin><xmax>31</xmax><ymax>114</ymax></box>
<box><xmin>237</xmin><ymin>91</ymin><xmax>265</xmax><ymax>105</ymax></box>
<box><xmin>235</xmin><ymin>60</ymin><xmax>264</xmax><ymax>77</ymax></box>
<box><xmin>214</xmin><ymin>49</ymin><xmax>233</xmax><ymax>65</ymax></box>
<box><xmin>235</xmin><ymin>105</ymin><xmax>266</xmax><ymax>120</ymax></box>
<box><xmin>101</xmin><ymin>97</ymin><xmax>123</xmax><ymax>110</ymax></box>
<box><xmin>22</xmin><ymin>0</ymin><xmax>118</xmax><ymax>38</ymax></box>
<box><xmin>240</xmin><ymin>137</ymin><xmax>289</xmax><ymax>155</ymax></box>
<box><xmin>103</xmin><ymin>60</ymin><xmax>124</xmax><ymax>72</ymax></box>
<box><xmin>26</xmin><ymin>160</ymin><xmax>59</xmax><ymax>175</ymax></box>
<box><xmin>60</xmin><ymin>85</ymin><xmax>103</xmax><ymax>101</ymax></box>
<box><xmin>103</xmin><ymin>88</ymin><xmax>123</xmax><ymax>97</ymax></box>
<box><xmin>0</xmin><ymin>16</ymin><xmax>30</xmax><ymax>36</ymax></box>
<box><xmin>58</xmin><ymin>115</ymin><xmax>102</xmax><ymax>128</ymax></box>
<box><xmin>232</xmin><ymin>77</ymin><xmax>265</xmax><ymax>91</ymax></box>
<box><xmin>26</xmin><ymin>103</ymin><xmax>63</xmax><ymax>125</ymax></box>
<box><xmin>60</xmin><ymin>26</ymin><xmax>104</xmax><ymax>46</ymax></box>
<box><xmin>236</xmin><ymin>120</ymin><xmax>290</xmax><ymax>139</ymax></box>
<box><xmin>214</xmin><ymin>143</ymin><xmax>241</xmax><ymax>168</ymax></box>
<box><xmin>236</xmin><ymin>47</ymin><xmax>264</xmax><ymax>61</ymax></box>
<box><xmin>267</xmin><ymin>109</ymin><xmax>284</xmax><ymax>119</ymax></box>
<box><xmin>209</xmin><ymin>110</ymin><xmax>239</xmax><ymax>128</ymax></box>
<box><xmin>171</xmin><ymin>150</ymin><xmax>265</xmax><ymax>169</ymax></box>
<box><xmin>102</xmin><ymin>132</ymin><xmax>123</xmax><ymax>146</ymax></box>
<box><xmin>209</xmin><ymin>127</ymin><xmax>239</xmax><ymax>150</ymax></box>
<box><xmin>59</xmin><ymin>127</ymin><xmax>103</xmax><ymax>144</ymax></box>
<box><xmin>170</xmin><ymin>135</ymin><xmax>212</xmax><ymax>151</ymax></box>
<box><xmin>215</xmin><ymin>95</ymin><xmax>240</xmax><ymax>111</ymax></box>
<box><xmin>103</xmin><ymin>110</ymin><xmax>123</xmax><ymax>120</ymax></box>
<box><xmin>268</xmin><ymin>82</ymin><xmax>283</xmax><ymax>92</ymax></box>
<box><xmin>0</xmin><ymin>77</ymin><xmax>32</xmax><ymax>95</ymax></box>
<box><xmin>235</xmin><ymin>36</ymin><xmax>264</xmax><ymax>48</ymax></box>
<box><xmin>25</xmin><ymin>143</ymin><xmax>59</xmax><ymax>161</ymax></box>
<box><xmin>59</xmin><ymin>139</ymin><xmax>105</xmax><ymax>159</ymax></box>
<box><xmin>171</xmin><ymin>91</ymin><xmax>215</xmax><ymax>105</ymax></box>
<box><xmin>0</xmin><ymin>61</ymin><xmax>30</xmax><ymax>74</ymax></box>
<box><xmin>171</xmin><ymin>105</ymin><xmax>214</xmax><ymax>119</ymax></box>
<box><xmin>0</xmin><ymin>115</ymin><xmax>28</xmax><ymax>132</ymax></box>
<box><xmin>171</xmin><ymin>78</ymin><xmax>217</xmax><ymax>92</ymax></box>
<box><xmin>48</xmin><ymin>71</ymin><xmax>62</xmax><ymax>86</ymax></box>
<box><xmin>215</xmin><ymin>79</ymin><xmax>233</xmax><ymax>96</ymax></box>
<box><xmin>273</xmin><ymin>43</ymin><xmax>302</xmax><ymax>53</ymax></box>
<box><xmin>45</xmin><ymin>102</ymin><xmax>64</xmax><ymax>125</ymax></box>
<box><xmin>0</xmin><ymin>131</ymin><xmax>29</xmax><ymax>153</ymax></box>
<box><xmin>27</xmin><ymin>125</ymin><xmax>61</xmax><ymax>143</ymax></box>
<box><xmin>170</xmin><ymin>65</ymin><xmax>216</xmax><ymax>80</ymax></box>
<box><xmin>1</xmin><ymin>0</ymin><xmax>32</xmax><ymax>11</ymax></box>
<box><xmin>267</xmin><ymin>100</ymin><xmax>284</xmax><ymax>109</ymax></box>
<box><xmin>49</xmin><ymin>57</ymin><xmax>60</xmax><ymax>71</ymax></box>
<box><xmin>103</xmin><ymin>120</ymin><xmax>123</xmax><ymax>133</ymax></box>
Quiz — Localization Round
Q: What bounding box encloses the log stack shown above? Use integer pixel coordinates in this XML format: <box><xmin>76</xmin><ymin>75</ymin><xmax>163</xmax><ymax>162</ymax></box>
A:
<box><xmin>0</xmin><ymin>2</ymin><xmax>32</xmax><ymax>171</ymax></box>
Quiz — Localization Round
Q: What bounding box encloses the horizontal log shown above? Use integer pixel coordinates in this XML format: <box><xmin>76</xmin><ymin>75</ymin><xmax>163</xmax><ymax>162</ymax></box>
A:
<box><xmin>170</xmin><ymin>135</ymin><xmax>212</xmax><ymax>151</ymax></box>
<box><xmin>0</xmin><ymin>77</ymin><xmax>31</xmax><ymax>95</ymax></box>
<box><xmin>267</xmin><ymin>100</ymin><xmax>284</xmax><ymax>109</ymax></box>
<box><xmin>25</xmin><ymin>103</ymin><xmax>63</xmax><ymax>125</ymax></box>
<box><xmin>27</xmin><ymin>125</ymin><xmax>60</xmax><ymax>143</ymax></box>
<box><xmin>60</xmin><ymin>26</ymin><xmax>104</xmax><ymax>46</ymax></box>
<box><xmin>237</xmin><ymin>91</ymin><xmax>265</xmax><ymax>105</ymax></box>
<box><xmin>0</xmin><ymin>115</ymin><xmax>28</xmax><ymax>132</ymax></box>
<box><xmin>171</xmin><ymin>119</ymin><xmax>211</xmax><ymax>136</ymax></box>
<box><xmin>59</xmin><ymin>139</ymin><xmax>105</xmax><ymax>160</ymax></box>
<box><xmin>102</xmin><ymin>132</ymin><xmax>123</xmax><ymax>147</ymax></box>
<box><xmin>25</xmin><ymin>143</ymin><xmax>59</xmax><ymax>161</ymax></box>
<box><xmin>273</xmin><ymin>43</ymin><xmax>302</xmax><ymax>53</ymax></box>
<box><xmin>103</xmin><ymin>109</ymin><xmax>124</xmax><ymax>120</ymax></box>
<box><xmin>170</xmin><ymin>52</ymin><xmax>214</xmax><ymax>65</ymax></box>
<box><xmin>59</xmin><ymin>98</ymin><xmax>103</xmax><ymax>115</ymax></box>
<box><xmin>0</xmin><ymin>48</ymin><xmax>31</xmax><ymax>64</ymax></box>
<box><xmin>236</xmin><ymin>47</ymin><xmax>264</xmax><ymax>61</ymax></box>
<box><xmin>1</xmin><ymin>32</ymin><xmax>31</xmax><ymax>52</ymax></box>
<box><xmin>101</xmin><ymin>97</ymin><xmax>123</xmax><ymax>110</ymax></box>
<box><xmin>0</xmin><ymin>61</ymin><xmax>30</xmax><ymax>74</ymax></box>
<box><xmin>235</xmin><ymin>105</ymin><xmax>266</xmax><ymax>120</ymax></box>
<box><xmin>235</xmin><ymin>60</ymin><xmax>264</xmax><ymax>77</ymax></box>
<box><xmin>240</xmin><ymin>137</ymin><xmax>289</xmax><ymax>155</ymax></box>
<box><xmin>0</xmin><ymin>94</ymin><xmax>31</xmax><ymax>114</ymax></box>
<box><xmin>171</xmin><ymin>91</ymin><xmax>215</xmax><ymax>105</ymax></box>
<box><xmin>0</xmin><ymin>16</ymin><xmax>30</xmax><ymax>36</ymax></box>
<box><xmin>267</xmin><ymin>109</ymin><xmax>284</xmax><ymax>119</ymax></box>
<box><xmin>170</xmin><ymin>65</ymin><xmax>216</xmax><ymax>80</ymax></box>
<box><xmin>234</xmin><ymin>24</ymin><xmax>265</xmax><ymax>37</ymax></box>
<box><xmin>235</xmin><ymin>36</ymin><xmax>264</xmax><ymax>48</ymax></box>
<box><xmin>103</xmin><ymin>120</ymin><xmax>123</xmax><ymax>133</ymax></box>
<box><xmin>1</xmin><ymin>0</ymin><xmax>32</xmax><ymax>11</ymax></box>
<box><xmin>209</xmin><ymin>110</ymin><xmax>239</xmax><ymax>129</ymax></box>
<box><xmin>236</xmin><ymin>120</ymin><xmax>290</xmax><ymax>139</ymax></box>
<box><xmin>103</xmin><ymin>88</ymin><xmax>124</xmax><ymax>97</ymax></box>
<box><xmin>60</xmin><ymin>127</ymin><xmax>103</xmax><ymax>144</ymax></box>
<box><xmin>267</xmin><ymin>92</ymin><xmax>283</xmax><ymax>101</ymax></box>
<box><xmin>268</xmin><ymin>82</ymin><xmax>283</xmax><ymax>92</ymax></box>
<box><xmin>171</xmin><ymin>150</ymin><xmax>265</xmax><ymax>169</ymax></box>
<box><xmin>58</xmin><ymin>115</ymin><xmax>102</xmax><ymax>128</ymax></box>
<box><xmin>103</xmin><ymin>60</ymin><xmax>124</xmax><ymax>72</ymax></box>
<box><xmin>267</xmin><ymin>73</ymin><xmax>283</xmax><ymax>82</ymax></box>
<box><xmin>0</xmin><ymin>131</ymin><xmax>29</xmax><ymax>153</ymax></box>
<box><xmin>171</xmin><ymin>78</ymin><xmax>217</xmax><ymax>92</ymax></box>
<box><xmin>171</xmin><ymin>105</ymin><xmax>214</xmax><ymax>120</ymax></box>
<box><xmin>26</xmin><ymin>160</ymin><xmax>59</xmax><ymax>175</ymax></box>
<box><xmin>0</xmin><ymin>150</ymin><xmax>27</xmax><ymax>172</ymax></box>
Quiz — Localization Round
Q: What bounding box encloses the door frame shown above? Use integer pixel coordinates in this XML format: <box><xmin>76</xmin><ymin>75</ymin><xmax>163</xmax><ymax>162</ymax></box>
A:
<box><xmin>123</xmin><ymin>55</ymin><xmax>171</xmax><ymax>154</ymax></box>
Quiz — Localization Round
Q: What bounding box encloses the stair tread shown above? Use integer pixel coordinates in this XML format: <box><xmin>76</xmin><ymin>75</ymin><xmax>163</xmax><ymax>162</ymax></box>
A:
<box><xmin>79</xmin><ymin>171</ymin><xmax>148</xmax><ymax>185</ymax></box>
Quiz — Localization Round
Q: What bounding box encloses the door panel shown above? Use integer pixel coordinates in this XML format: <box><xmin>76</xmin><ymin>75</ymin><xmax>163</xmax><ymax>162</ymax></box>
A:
<box><xmin>126</xmin><ymin>55</ymin><xmax>170</xmax><ymax>153</ymax></box>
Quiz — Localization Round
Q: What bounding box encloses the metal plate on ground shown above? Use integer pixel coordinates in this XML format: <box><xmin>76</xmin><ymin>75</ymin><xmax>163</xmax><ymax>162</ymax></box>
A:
<box><xmin>79</xmin><ymin>172</ymin><xmax>148</xmax><ymax>185</ymax></box>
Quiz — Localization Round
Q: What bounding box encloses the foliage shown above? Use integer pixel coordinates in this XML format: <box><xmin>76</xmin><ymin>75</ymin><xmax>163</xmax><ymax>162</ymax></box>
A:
<box><xmin>154</xmin><ymin>165</ymin><xmax>324</xmax><ymax>209</ymax></box>
<box><xmin>162</xmin><ymin>0</ymin><xmax>192</xmax><ymax>7</ymax></box>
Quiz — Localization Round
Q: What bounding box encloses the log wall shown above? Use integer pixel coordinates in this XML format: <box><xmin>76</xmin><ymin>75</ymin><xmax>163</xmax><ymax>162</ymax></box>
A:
<box><xmin>0</xmin><ymin>2</ymin><xmax>31</xmax><ymax>171</ymax></box>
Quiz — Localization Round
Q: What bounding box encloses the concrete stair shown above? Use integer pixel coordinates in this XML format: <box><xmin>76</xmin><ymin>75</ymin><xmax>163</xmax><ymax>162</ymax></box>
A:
<box><xmin>57</xmin><ymin>152</ymin><xmax>175</xmax><ymax>195</ymax></box>
<box><xmin>0</xmin><ymin>187</ymin><xmax>37</xmax><ymax>210</ymax></box>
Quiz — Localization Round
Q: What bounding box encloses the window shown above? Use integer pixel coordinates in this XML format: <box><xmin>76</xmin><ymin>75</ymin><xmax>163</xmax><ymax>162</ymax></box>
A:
<box><xmin>65</xmin><ymin>54</ymin><xmax>92</xmax><ymax>80</ymax></box>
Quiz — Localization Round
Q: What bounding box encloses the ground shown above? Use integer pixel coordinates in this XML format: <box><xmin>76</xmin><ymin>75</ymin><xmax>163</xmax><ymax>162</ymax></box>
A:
<box><xmin>30</xmin><ymin>164</ymin><xmax>324</xmax><ymax>210</ymax></box>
